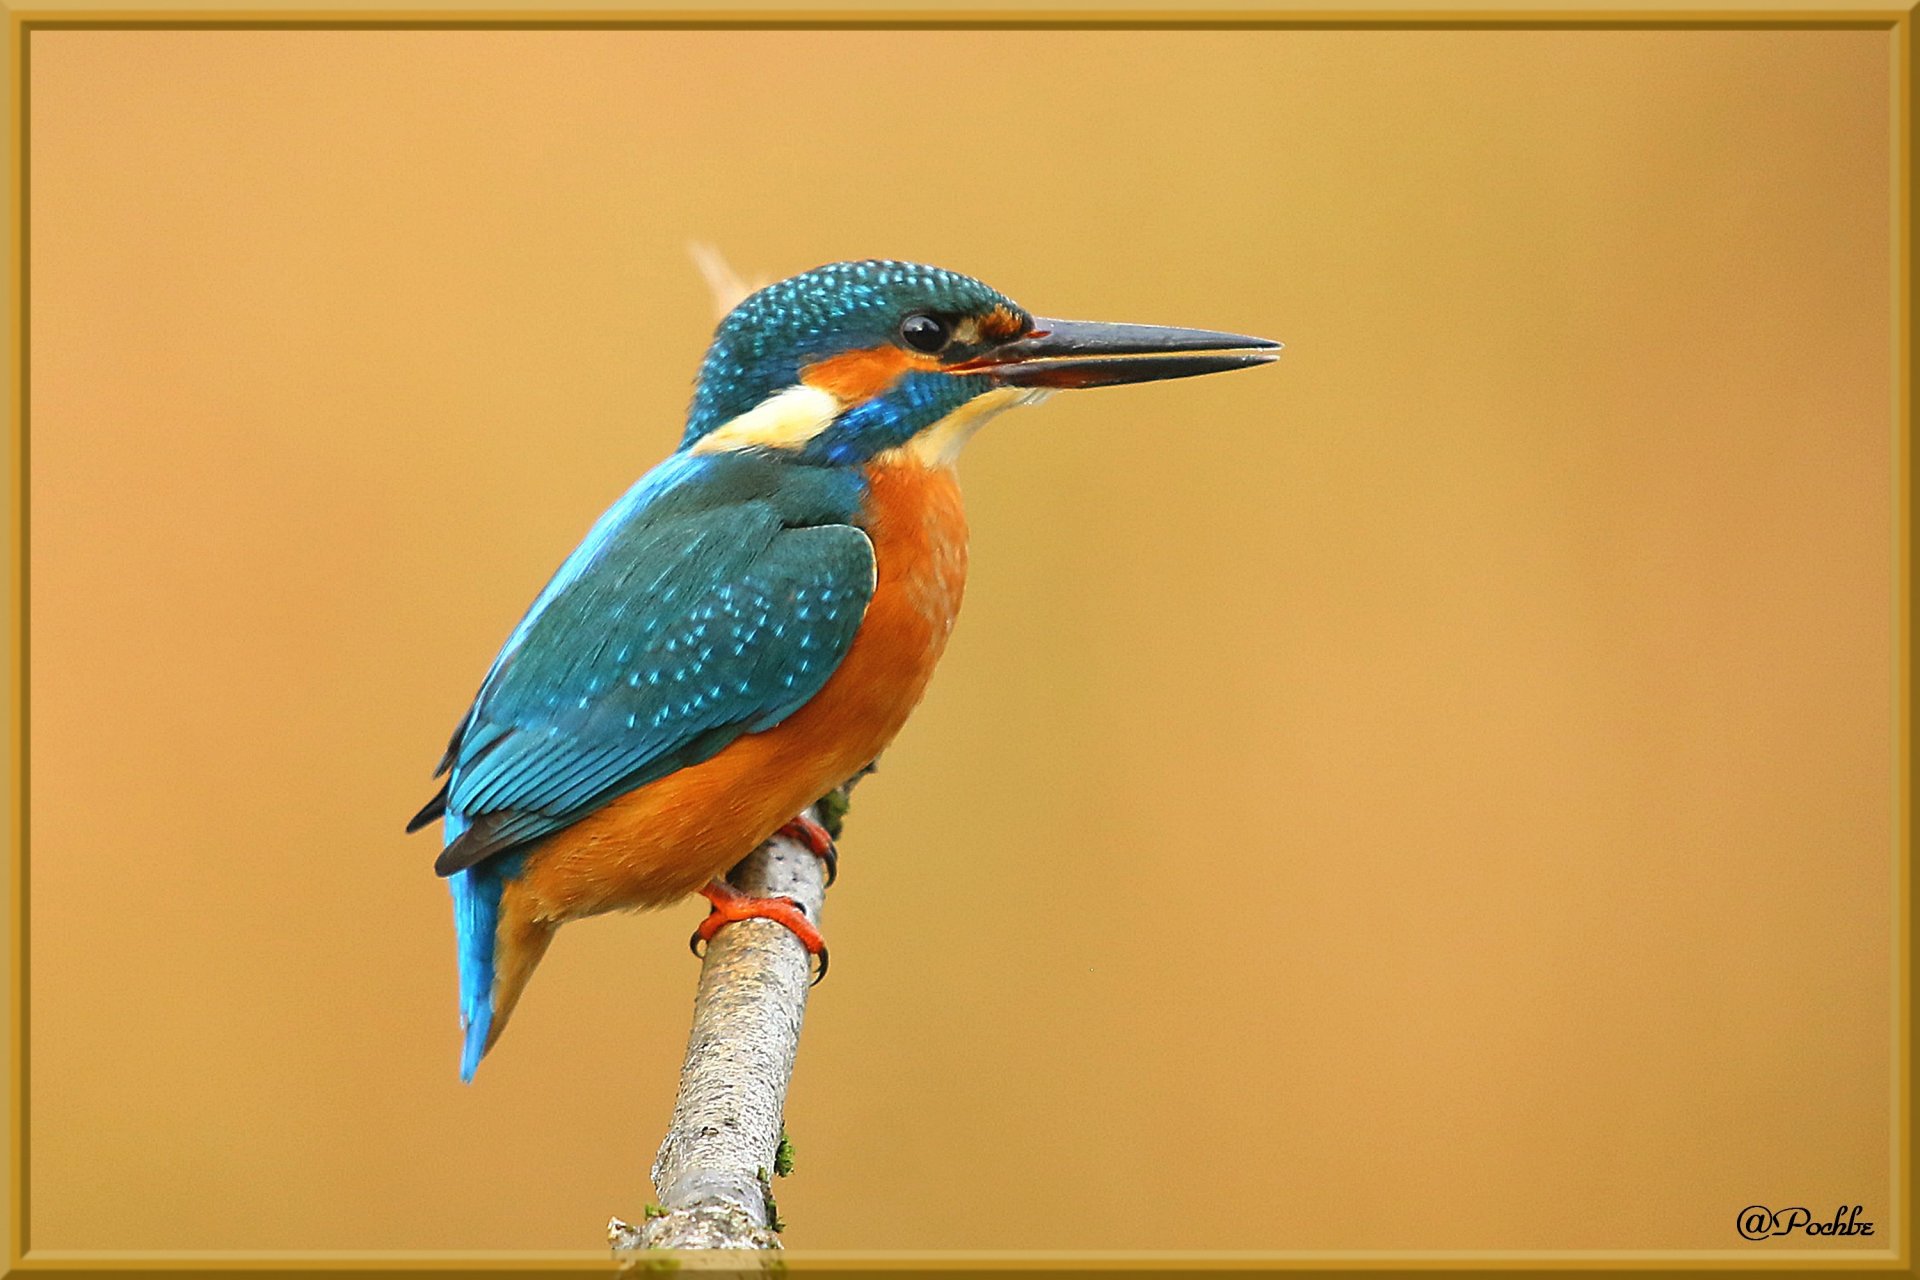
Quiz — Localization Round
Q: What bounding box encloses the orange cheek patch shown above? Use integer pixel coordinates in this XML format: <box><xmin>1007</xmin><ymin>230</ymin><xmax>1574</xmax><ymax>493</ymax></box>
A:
<box><xmin>980</xmin><ymin>305</ymin><xmax>1028</xmax><ymax>341</ymax></box>
<box><xmin>802</xmin><ymin>345</ymin><xmax>931</xmax><ymax>403</ymax></box>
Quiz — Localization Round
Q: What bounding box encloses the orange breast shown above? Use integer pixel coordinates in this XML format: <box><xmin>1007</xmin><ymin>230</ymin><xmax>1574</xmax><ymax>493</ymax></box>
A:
<box><xmin>513</xmin><ymin>453</ymin><xmax>970</xmax><ymax>922</ymax></box>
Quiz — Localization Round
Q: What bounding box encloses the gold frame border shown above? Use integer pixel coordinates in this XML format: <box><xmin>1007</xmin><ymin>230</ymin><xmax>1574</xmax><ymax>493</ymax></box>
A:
<box><xmin>1</xmin><ymin>8</ymin><xmax>1909</xmax><ymax>1276</ymax></box>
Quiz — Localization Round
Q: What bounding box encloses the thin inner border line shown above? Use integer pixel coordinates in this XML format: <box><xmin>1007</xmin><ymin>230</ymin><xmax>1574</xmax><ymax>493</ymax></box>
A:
<box><xmin>7</xmin><ymin>12</ymin><xmax>1909</xmax><ymax>1273</ymax></box>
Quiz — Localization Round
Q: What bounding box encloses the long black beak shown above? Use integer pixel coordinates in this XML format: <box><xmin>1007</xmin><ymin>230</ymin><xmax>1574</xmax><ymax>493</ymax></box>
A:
<box><xmin>963</xmin><ymin>317</ymin><xmax>1281</xmax><ymax>389</ymax></box>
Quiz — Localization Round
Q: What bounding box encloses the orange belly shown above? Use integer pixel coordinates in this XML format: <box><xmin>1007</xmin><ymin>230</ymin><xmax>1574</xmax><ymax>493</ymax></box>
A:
<box><xmin>509</xmin><ymin>453</ymin><xmax>969</xmax><ymax>924</ymax></box>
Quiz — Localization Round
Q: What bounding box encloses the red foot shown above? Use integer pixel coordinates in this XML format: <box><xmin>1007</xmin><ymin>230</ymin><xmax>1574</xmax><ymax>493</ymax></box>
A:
<box><xmin>690</xmin><ymin>880</ymin><xmax>829</xmax><ymax>983</ymax></box>
<box><xmin>775</xmin><ymin>815</ymin><xmax>838</xmax><ymax>886</ymax></box>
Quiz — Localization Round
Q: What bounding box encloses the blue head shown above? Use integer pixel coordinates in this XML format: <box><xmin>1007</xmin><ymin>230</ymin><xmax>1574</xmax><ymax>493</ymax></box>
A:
<box><xmin>682</xmin><ymin>260</ymin><xmax>1035</xmax><ymax>466</ymax></box>
<box><xmin>680</xmin><ymin>258</ymin><xmax>1282</xmax><ymax>468</ymax></box>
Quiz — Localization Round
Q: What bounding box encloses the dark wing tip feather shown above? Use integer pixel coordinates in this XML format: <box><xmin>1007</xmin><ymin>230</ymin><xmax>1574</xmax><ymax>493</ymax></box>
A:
<box><xmin>407</xmin><ymin>782</ymin><xmax>449</xmax><ymax>834</ymax></box>
<box><xmin>434</xmin><ymin>709</ymin><xmax>475</xmax><ymax>778</ymax></box>
<box><xmin>433</xmin><ymin>816</ymin><xmax>519</xmax><ymax>878</ymax></box>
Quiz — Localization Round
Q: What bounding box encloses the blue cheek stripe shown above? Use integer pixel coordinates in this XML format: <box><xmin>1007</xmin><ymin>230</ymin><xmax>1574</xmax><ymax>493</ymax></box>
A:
<box><xmin>805</xmin><ymin>371</ymin><xmax>987</xmax><ymax>465</ymax></box>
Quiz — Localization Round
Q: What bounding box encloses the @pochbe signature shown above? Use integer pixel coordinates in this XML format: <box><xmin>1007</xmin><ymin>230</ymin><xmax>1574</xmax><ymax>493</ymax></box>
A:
<box><xmin>1737</xmin><ymin>1205</ymin><xmax>1874</xmax><ymax>1241</ymax></box>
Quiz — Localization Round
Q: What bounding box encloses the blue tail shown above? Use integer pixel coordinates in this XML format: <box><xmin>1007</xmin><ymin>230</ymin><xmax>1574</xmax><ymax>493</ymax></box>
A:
<box><xmin>449</xmin><ymin>861</ymin><xmax>503</xmax><ymax>1083</ymax></box>
<box><xmin>447</xmin><ymin>811</ymin><xmax>530</xmax><ymax>1083</ymax></box>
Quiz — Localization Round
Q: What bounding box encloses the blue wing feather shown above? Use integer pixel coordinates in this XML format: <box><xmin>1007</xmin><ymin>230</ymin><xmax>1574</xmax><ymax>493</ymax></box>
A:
<box><xmin>431</xmin><ymin>451</ymin><xmax>874</xmax><ymax>874</ymax></box>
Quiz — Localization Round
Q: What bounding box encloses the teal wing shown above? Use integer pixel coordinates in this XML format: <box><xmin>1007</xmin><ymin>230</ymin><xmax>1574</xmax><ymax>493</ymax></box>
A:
<box><xmin>419</xmin><ymin>452</ymin><xmax>874</xmax><ymax>875</ymax></box>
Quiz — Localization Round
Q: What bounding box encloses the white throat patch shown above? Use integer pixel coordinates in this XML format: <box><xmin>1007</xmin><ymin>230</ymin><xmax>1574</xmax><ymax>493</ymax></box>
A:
<box><xmin>905</xmin><ymin>386</ymin><xmax>1054</xmax><ymax>467</ymax></box>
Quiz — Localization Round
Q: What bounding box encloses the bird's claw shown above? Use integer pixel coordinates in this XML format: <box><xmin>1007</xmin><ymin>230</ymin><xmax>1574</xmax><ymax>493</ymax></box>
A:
<box><xmin>689</xmin><ymin>881</ymin><xmax>829</xmax><ymax>984</ymax></box>
<box><xmin>775</xmin><ymin>815</ymin><xmax>838</xmax><ymax>886</ymax></box>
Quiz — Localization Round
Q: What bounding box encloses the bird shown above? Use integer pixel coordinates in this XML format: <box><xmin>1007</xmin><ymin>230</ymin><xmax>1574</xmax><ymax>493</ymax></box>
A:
<box><xmin>409</xmin><ymin>259</ymin><xmax>1280</xmax><ymax>1081</ymax></box>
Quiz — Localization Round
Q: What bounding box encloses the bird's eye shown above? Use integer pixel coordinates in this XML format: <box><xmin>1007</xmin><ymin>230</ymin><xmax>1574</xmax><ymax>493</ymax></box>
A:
<box><xmin>899</xmin><ymin>314</ymin><xmax>951</xmax><ymax>354</ymax></box>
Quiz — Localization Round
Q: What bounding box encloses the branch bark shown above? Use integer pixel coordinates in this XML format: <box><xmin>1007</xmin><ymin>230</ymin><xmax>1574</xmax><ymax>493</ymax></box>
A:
<box><xmin>609</xmin><ymin>784</ymin><xmax>852</xmax><ymax>1259</ymax></box>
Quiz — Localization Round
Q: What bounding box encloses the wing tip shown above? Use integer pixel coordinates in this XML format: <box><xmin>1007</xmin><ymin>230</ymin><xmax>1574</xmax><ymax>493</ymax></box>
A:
<box><xmin>434</xmin><ymin>819</ymin><xmax>516</xmax><ymax>878</ymax></box>
<box><xmin>407</xmin><ymin>785</ymin><xmax>449</xmax><ymax>834</ymax></box>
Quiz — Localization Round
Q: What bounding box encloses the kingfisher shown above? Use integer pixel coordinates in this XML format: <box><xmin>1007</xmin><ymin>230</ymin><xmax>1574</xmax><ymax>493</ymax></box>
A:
<box><xmin>409</xmin><ymin>259</ymin><xmax>1279</xmax><ymax>1080</ymax></box>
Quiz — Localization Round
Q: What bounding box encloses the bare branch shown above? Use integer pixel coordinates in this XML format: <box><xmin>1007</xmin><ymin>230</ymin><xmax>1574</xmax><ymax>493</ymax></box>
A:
<box><xmin>611</xmin><ymin>785</ymin><xmax>852</xmax><ymax>1259</ymax></box>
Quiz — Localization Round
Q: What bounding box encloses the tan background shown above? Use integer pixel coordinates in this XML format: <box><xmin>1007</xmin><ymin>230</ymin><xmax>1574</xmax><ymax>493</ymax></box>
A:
<box><xmin>25</xmin><ymin>27</ymin><xmax>1895</xmax><ymax>1253</ymax></box>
